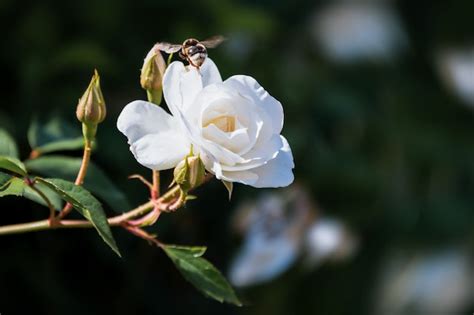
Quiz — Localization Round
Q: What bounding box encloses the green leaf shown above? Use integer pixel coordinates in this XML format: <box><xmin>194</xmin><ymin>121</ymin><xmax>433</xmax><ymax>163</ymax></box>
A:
<box><xmin>0</xmin><ymin>128</ymin><xmax>19</xmax><ymax>158</ymax></box>
<box><xmin>25</xmin><ymin>156</ymin><xmax>131</xmax><ymax>212</ymax></box>
<box><xmin>23</xmin><ymin>181</ymin><xmax>63</xmax><ymax>210</ymax></box>
<box><xmin>0</xmin><ymin>156</ymin><xmax>27</xmax><ymax>176</ymax></box>
<box><xmin>0</xmin><ymin>171</ymin><xmax>12</xmax><ymax>190</ymax></box>
<box><xmin>28</xmin><ymin>117</ymin><xmax>84</xmax><ymax>155</ymax></box>
<box><xmin>36</xmin><ymin>178</ymin><xmax>121</xmax><ymax>257</ymax></box>
<box><xmin>0</xmin><ymin>175</ymin><xmax>62</xmax><ymax>209</ymax></box>
<box><xmin>0</xmin><ymin>177</ymin><xmax>24</xmax><ymax>197</ymax></box>
<box><xmin>163</xmin><ymin>245</ymin><xmax>242</xmax><ymax>306</ymax></box>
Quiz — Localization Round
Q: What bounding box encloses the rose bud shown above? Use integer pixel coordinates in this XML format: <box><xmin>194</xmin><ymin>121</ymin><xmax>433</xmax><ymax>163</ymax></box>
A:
<box><xmin>140</xmin><ymin>44</ymin><xmax>166</xmax><ymax>105</ymax></box>
<box><xmin>76</xmin><ymin>70</ymin><xmax>106</xmax><ymax>140</ymax></box>
<box><xmin>173</xmin><ymin>155</ymin><xmax>206</xmax><ymax>192</ymax></box>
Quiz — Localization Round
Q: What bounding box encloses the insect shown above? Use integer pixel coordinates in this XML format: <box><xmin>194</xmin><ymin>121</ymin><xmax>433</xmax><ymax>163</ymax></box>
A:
<box><xmin>156</xmin><ymin>36</ymin><xmax>225</xmax><ymax>68</ymax></box>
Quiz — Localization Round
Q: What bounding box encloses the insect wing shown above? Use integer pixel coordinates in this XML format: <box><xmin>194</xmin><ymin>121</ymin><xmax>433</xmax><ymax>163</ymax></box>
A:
<box><xmin>156</xmin><ymin>42</ymin><xmax>182</xmax><ymax>54</ymax></box>
<box><xmin>200</xmin><ymin>35</ymin><xmax>226</xmax><ymax>48</ymax></box>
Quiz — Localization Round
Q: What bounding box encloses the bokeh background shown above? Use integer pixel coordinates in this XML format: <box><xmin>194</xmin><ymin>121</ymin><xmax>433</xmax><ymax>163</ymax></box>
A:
<box><xmin>1</xmin><ymin>0</ymin><xmax>473</xmax><ymax>314</ymax></box>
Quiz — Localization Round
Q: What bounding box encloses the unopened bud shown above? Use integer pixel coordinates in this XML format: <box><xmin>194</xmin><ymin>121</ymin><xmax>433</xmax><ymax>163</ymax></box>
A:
<box><xmin>140</xmin><ymin>45</ymin><xmax>166</xmax><ymax>104</ymax></box>
<box><xmin>76</xmin><ymin>70</ymin><xmax>106</xmax><ymax>140</ymax></box>
<box><xmin>173</xmin><ymin>155</ymin><xmax>206</xmax><ymax>192</ymax></box>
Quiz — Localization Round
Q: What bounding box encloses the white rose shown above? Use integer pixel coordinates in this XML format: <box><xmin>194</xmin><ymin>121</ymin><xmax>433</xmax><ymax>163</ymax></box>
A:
<box><xmin>117</xmin><ymin>58</ymin><xmax>294</xmax><ymax>188</ymax></box>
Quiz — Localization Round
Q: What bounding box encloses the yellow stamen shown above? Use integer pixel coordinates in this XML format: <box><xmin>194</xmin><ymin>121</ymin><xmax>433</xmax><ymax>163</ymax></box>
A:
<box><xmin>203</xmin><ymin>115</ymin><xmax>236</xmax><ymax>132</ymax></box>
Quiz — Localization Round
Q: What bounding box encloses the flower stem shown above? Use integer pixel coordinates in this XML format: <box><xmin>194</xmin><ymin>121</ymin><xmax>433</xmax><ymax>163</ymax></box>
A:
<box><xmin>75</xmin><ymin>139</ymin><xmax>92</xmax><ymax>186</ymax></box>
<box><xmin>58</xmin><ymin>138</ymin><xmax>92</xmax><ymax>219</ymax></box>
<box><xmin>152</xmin><ymin>170</ymin><xmax>160</xmax><ymax>199</ymax></box>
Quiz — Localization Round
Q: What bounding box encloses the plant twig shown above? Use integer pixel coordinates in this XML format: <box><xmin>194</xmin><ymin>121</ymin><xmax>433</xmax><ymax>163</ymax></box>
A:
<box><xmin>152</xmin><ymin>170</ymin><xmax>160</xmax><ymax>199</ymax></box>
<box><xmin>0</xmin><ymin>200</ymin><xmax>154</xmax><ymax>235</ymax></box>
<box><xmin>128</xmin><ymin>174</ymin><xmax>153</xmax><ymax>191</ymax></box>
<box><xmin>58</xmin><ymin>139</ymin><xmax>92</xmax><ymax>219</ymax></box>
<box><xmin>0</xmin><ymin>174</ymin><xmax>213</xmax><ymax>237</ymax></box>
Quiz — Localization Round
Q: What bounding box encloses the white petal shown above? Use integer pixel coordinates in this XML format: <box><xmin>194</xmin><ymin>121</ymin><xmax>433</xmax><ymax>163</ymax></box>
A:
<box><xmin>117</xmin><ymin>100</ymin><xmax>190</xmax><ymax>170</ymax></box>
<box><xmin>162</xmin><ymin>61</ymin><xmax>202</xmax><ymax>115</ymax></box>
<box><xmin>221</xmin><ymin>134</ymin><xmax>282</xmax><ymax>171</ymax></box>
<box><xmin>202</xmin><ymin>123</ymin><xmax>250</xmax><ymax>153</ymax></box>
<box><xmin>129</xmin><ymin>133</ymin><xmax>189</xmax><ymax>170</ymax></box>
<box><xmin>199</xmin><ymin>58</ymin><xmax>222</xmax><ymax>86</ymax></box>
<box><xmin>175</xmin><ymin>109</ymin><xmax>245</xmax><ymax>166</ymax></box>
<box><xmin>211</xmin><ymin>162</ymin><xmax>259</xmax><ymax>186</ymax></box>
<box><xmin>250</xmin><ymin>136</ymin><xmax>294</xmax><ymax>188</ymax></box>
<box><xmin>162</xmin><ymin>58</ymin><xmax>222</xmax><ymax>116</ymax></box>
<box><xmin>224</xmin><ymin>75</ymin><xmax>284</xmax><ymax>134</ymax></box>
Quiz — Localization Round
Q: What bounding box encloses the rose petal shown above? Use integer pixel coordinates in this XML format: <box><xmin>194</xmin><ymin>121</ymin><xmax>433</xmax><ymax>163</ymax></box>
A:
<box><xmin>199</xmin><ymin>58</ymin><xmax>223</xmax><ymax>87</ymax></box>
<box><xmin>211</xmin><ymin>162</ymin><xmax>259</xmax><ymax>186</ymax></box>
<box><xmin>117</xmin><ymin>100</ymin><xmax>190</xmax><ymax>170</ymax></box>
<box><xmin>163</xmin><ymin>61</ymin><xmax>201</xmax><ymax>115</ymax></box>
<box><xmin>221</xmin><ymin>134</ymin><xmax>283</xmax><ymax>171</ymax></box>
<box><xmin>202</xmin><ymin>123</ymin><xmax>250</xmax><ymax>153</ymax></box>
<box><xmin>163</xmin><ymin>58</ymin><xmax>222</xmax><ymax>116</ymax></box>
<box><xmin>224</xmin><ymin>75</ymin><xmax>284</xmax><ymax>135</ymax></box>
<box><xmin>249</xmin><ymin>136</ymin><xmax>294</xmax><ymax>188</ymax></box>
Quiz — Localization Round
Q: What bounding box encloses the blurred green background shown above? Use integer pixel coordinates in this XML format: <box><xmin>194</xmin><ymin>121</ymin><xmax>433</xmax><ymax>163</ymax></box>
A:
<box><xmin>0</xmin><ymin>0</ymin><xmax>473</xmax><ymax>314</ymax></box>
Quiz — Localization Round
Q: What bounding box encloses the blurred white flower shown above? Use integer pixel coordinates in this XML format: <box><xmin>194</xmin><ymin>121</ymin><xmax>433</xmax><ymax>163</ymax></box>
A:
<box><xmin>373</xmin><ymin>248</ymin><xmax>473</xmax><ymax>314</ymax></box>
<box><xmin>229</xmin><ymin>186</ymin><xmax>357</xmax><ymax>287</ymax></box>
<box><xmin>303</xmin><ymin>218</ymin><xmax>358</xmax><ymax>267</ymax></box>
<box><xmin>312</xmin><ymin>2</ymin><xmax>407</xmax><ymax>63</ymax></box>
<box><xmin>117</xmin><ymin>58</ymin><xmax>294</xmax><ymax>188</ymax></box>
<box><xmin>229</xmin><ymin>189</ymin><xmax>312</xmax><ymax>287</ymax></box>
<box><xmin>436</xmin><ymin>47</ymin><xmax>474</xmax><ymax>106</ymax></box>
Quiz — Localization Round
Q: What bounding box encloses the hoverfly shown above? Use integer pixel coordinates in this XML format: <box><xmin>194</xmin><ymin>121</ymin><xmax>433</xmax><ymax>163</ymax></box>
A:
<box><xmin>156</xmin><ymin>36</ymin><xmax>225</xmax><ymax>68</ymax></box>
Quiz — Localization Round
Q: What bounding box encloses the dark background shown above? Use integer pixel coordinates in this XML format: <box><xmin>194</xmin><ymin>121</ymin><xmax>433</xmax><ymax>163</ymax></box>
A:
<box><xmin>0</xmin><ymin>0</ymin><xmax>473</xmax><ymax>314</ymax></box>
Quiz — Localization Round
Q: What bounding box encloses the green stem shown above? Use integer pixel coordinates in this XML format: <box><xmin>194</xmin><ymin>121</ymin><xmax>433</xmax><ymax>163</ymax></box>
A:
<box><xmin>75</xmin><ymin>138</ymin><xmax>92</xmax><ymax>186</ymax></box>
<box><xmin>58</xmin><ymin>138</ymin><xmax>92</xmax><ymax>219</ymax></box>
<box><xmin>167</xmin><ymin>53</ymin><xmax>174</xmax><ymax>66</ymax></box>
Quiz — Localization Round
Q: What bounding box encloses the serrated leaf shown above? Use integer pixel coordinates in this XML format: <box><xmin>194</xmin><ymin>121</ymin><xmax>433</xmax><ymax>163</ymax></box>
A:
<box><xmin>23</xmin><ymin>181</ymin><xmax>63</xmax><ymax>210</ymax></box>
<box><xmin>25</xmin><ymin>156</ymin><xmax>131</xmax><ymax>212</ymax></box>
<box><xmin>37</xmin><ymin>178</ymin><xmax>121</xmax><ymax>257</ymax></box>
<box><xmin>28</xmin><ymin>117</ymin><xmax>84</xmax><ymax>155</ymax></box>
<box><xmin>0</xmin><ymin>175</ymin><xmax>62</xmax><ymax>209</ymax></box>
<box><xmin>0</xmin><ymin>156</ymin><xmax>27</xmax><ymax>177</ymax></box>
<box><xmin>0</xmin><ymin>128</ymin><xmax>19</xmax><ymax>158</ymax></box>
<box><xmin>163</xmin><ymin>245</ymin><xmax>241</xmax><ymax>306</ymax></box>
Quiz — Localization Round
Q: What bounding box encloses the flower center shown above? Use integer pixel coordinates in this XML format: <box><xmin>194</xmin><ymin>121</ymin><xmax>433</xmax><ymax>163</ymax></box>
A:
<box><xmin>203</xmin><ymin>115</ymin><xmax>236</xmax><ymax>133</ymax></box>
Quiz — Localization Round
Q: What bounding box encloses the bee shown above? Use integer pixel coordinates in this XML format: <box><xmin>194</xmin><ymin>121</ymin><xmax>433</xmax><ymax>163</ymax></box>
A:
<box><xmin>156</xmin><ymin>36</ymin><xmax>225</xmax><ymax>68</ymax></box>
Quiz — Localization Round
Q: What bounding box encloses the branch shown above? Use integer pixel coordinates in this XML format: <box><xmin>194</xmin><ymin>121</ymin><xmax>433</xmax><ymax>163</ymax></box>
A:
<box><xmin>0</xmin><ymin>174</ymin><xmax>213</xmax><ymax>236</ymax></box>
<box><xmin>0</xmin><ymin>200</ymin><xmax>154</xmax><ymax>235</ymax></box>
<box><xmin>0</xmin><ymin>184</ymin><xmax>182</xmax><ymax>235</ymax></box>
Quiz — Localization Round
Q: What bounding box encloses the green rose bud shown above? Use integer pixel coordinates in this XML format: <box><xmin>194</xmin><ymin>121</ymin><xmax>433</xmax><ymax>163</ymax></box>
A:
<box><xmin>141</xmin><ymin>45</ymin><xmax>166</xmax><ymax>105</ymax></box>
<box><xmin>76</xmin><ymin>70</ymin><xmax>106</xmax><ymax>140</ymax></box>
<box><xmin>173</xmin><ymin>155</ymin><xmax>206</xmax><ymax>192</ymax></box>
